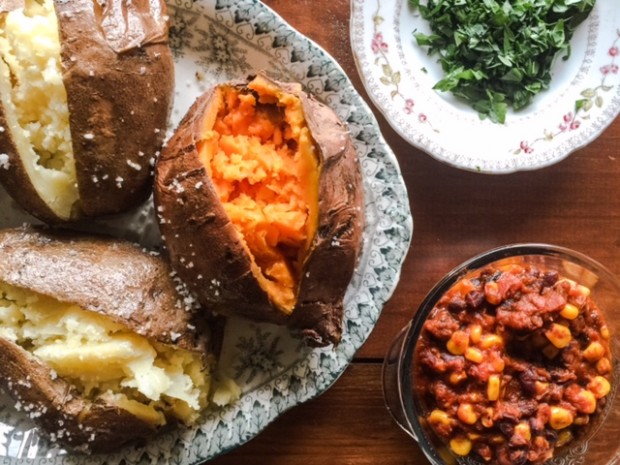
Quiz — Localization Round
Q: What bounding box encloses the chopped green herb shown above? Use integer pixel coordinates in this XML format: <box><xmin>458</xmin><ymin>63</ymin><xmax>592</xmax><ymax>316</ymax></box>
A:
<box><xmin>409</xmin><ymin>0</ymin><xmax>595</xmax><ymax>123</ymax></box>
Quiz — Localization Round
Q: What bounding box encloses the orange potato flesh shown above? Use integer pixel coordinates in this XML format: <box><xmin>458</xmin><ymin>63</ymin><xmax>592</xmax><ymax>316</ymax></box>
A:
<box><xmin>197</xmin><ymin>77</ymin><xmax>319</xmax><ymax>313</ymax></box>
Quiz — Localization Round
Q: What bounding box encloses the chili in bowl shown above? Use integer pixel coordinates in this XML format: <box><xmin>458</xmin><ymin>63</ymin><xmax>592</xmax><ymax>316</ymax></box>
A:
<box><xmin>383</xmin><ymin>244</ymin><xmax>619</xmax><ymax>465</ymax></box>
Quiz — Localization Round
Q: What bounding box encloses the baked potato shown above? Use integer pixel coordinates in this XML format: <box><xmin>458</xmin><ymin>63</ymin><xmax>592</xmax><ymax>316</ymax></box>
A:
<box><xmin>154</xmin><ymin>73</ymin><xmax>364</xmax><ymax>347</ymax></box>
<box><xmin>0</xmin><ymin>0</ymin><xmax>174</xmax><ymax>223</ymax></box>
<box><xmin>0</xmin><ymin>226</ymin><xmax>226</xmax><ymax>453</ymax></box>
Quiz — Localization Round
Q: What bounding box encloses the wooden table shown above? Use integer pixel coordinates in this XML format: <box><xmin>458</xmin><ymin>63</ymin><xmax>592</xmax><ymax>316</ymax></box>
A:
<box><xmin>210</xmin><ymin>1</ymin><xmax>620</xmax><ymax>463</ymax></box>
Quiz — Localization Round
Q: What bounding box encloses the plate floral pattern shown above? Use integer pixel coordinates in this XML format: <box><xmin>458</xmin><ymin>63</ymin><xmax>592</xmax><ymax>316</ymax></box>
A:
<box><xmin>351</xmin><ymin>0</ymin><xmax>620</xmax><ymax>173</ymax></box>
<box><xmin>0</xmin><ymin>0</ymin><xmax>412</xmax><ymax>463</ymax></box>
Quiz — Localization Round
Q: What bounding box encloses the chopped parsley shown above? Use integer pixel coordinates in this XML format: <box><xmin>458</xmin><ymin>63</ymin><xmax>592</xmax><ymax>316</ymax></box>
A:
<box><xmin>410</xmin><ymin>0</ymin><xmax>596</xmax><ymax>123</ymax></box>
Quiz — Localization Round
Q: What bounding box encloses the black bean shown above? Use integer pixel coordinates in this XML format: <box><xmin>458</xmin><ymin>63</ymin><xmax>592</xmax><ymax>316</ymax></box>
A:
<box><xmin>466</xmin><ymin>290</ymin><xmax>485</xmax><ymax>309</ymax></box>
<box><xmin>447</xmin><ymin>296</ymin><xmax>467</xmax><ymax>313</ymax></box>
<box><xmin>509</xmin><ymin>447</ymin><xmax>529</xmax><ymax>465</ymax></box>
<box><xmin>542</xmin><ymin>271</ymin><xmax>559</xmax><ymax>288</ymax></box>
<box><xmin>499</xmin><ymin>421</ymin><xmax>515</xmax><ymax>437</ymax></box>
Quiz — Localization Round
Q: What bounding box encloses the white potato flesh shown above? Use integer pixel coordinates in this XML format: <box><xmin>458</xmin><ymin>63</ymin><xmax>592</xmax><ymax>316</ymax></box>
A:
<box><xmin>0</xmin><ymin>0</ymin><xmax>78</xmax><ymax>220</ymax></box>
<box><xmin>0</xmin><ymin>282</ymin><xmax>210</xmax><ymax>425</ymax></box>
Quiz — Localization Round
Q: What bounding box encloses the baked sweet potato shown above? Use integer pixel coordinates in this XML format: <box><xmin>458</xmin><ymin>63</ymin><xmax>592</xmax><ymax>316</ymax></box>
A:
<box><xmin>0</xmin><ymin>0</ymin><xmax>174</xmax><ymax>222</ymax></box>
<box><xmin>0</xmin><ymin>227</ymin><xmax>215</xmax><ymax>453</ymax></box>
<box><xmin>154</xmin><ymin>73</ymin><xmax>364</xmax><ymax>347</ymax></box>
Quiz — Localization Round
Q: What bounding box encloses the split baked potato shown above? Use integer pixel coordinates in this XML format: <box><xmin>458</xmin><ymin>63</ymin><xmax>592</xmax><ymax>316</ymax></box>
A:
<box><xmin>0</xmin><ymin>0</ymin><xmax>174</xmax><ymax>222</ymax></box>
<box><xmin>154</xmin><ymin>73</ymin><xmax>364</xmax><ymax>347</ymax></box>
<box><xmin>0</xmin><ymin>226</ymin><xmax>228</xmax><ymax>453</ymax></box>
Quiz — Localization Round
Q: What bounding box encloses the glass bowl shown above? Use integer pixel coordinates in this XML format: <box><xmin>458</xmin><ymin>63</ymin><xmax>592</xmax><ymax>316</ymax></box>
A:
<box><xmin>383</xmin><ymin>244</ymin><xmax>620</xmax><ymax>465</ymax></box>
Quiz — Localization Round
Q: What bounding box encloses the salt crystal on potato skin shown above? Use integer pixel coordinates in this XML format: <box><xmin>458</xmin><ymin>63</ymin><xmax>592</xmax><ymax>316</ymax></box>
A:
<box><xmin>0</xmin><ymin>0</ymin><xmax>174</xmax><ymax>223</ymax></box>
<box><xmin>154</xmin><ymin>73</ymin><xmax>365</xmax><ymax>347</ymax></box>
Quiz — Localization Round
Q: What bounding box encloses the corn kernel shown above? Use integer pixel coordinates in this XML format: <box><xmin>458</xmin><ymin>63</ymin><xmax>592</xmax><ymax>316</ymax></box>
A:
<box><xmin>481</xmin><ymin>407</ymin><xmax>494</xmax><ymax>428</ymax></box>
<box><xmin>465</xmin><ymin>347</ymin><xmax>484</xmax><ymax>364</ymax></box>
<box><xmin>549</xmin><ymin>406</ymin><xmax>574</xmax><ymax>429</ymax></box>
<box><xmin>588</xmin><ymin>376</ymin><xmax>611</xmax><ymax>399</ymax></box>
<box><xmin>596</xmin><ymin>357</ymin><xmax>612</xmax><ymax>374</ymax></box>
<box><xmin>491</xmin><ymin>355</ymin><xmax>505</xmax><ymax>373</ymax></box>
<box><xmin>457</xmin><ymin>403</ymin><xmax>478</xmax><ymax>425</ymax></box>
<box><xmin>575</xmin><ymin>389</ymin><xmax>597</xmax><ymax>414</ymax></box>
<box><xmin>576</xmin><ymin>284</ymin><xmax>591</xmax><ymax>297</ymax></box>
<box><xmin>449</xmin><ymin>371</ymin><xmax>467</xmax><ymax>385</ymax></box>
<box><xmin>480</xmin><ymin>334</ymin><xmax>503</xmax><ymax>349</ymax></box>
<box><xmin>560</xmin><ymin>303</ymin><xmax>580</xmax><ymax>320</ymax></box>
<box><xmin>535</xmin><ymin>381</ymin><xmax>549</xmax><ymax>397</ymax></box>
<box><xmin>533</xmin><ymin>436</ymin><xmax>549</xmax><ymax>450</ymax></box>
<box><xmin>600</xmin><ymin>325</ymin><xmax>610</xmax><ymax>340</ymax></box>
<box><xmin>429</xmin><ymin>409</ymin><xmax>453</xmax><ymax>427</ymax></box>
<box><xmin>556</xmin><ymin>430</ymin><xmax>574</xmax><ymax>447</ymax></box>
<box><xmin>484</xmin><ymin>281</ymin><xmax>502</xmax><ymax>305</ymax></box>
<box><xmin>469</xmin><ymin>324</ymin><xmax>482</xmax><ymax>344</ymax></box>
<box><xmin>447</xmin><ymin>330</ymin><xmax>469</xmax><ymax>355</ymax></box>
<box><xmin>583</xmin><ymin>341</ymin><xmax>605</xmax><ymax>362</ymax></box>
<box><xmin>514</xmin><ymin>421</ymin><xmax>531</xmax><ymax>441</ymax></box>
<box><xmin>573</xmin><ymin>415</ymin><xmax>589</xmax><ymax>426</ymax></box>
<box><xmin>545</xmin><ymin>323</ymin><xmax>572</xmax><ymax>349</ymax></box>
<box><xmin>487</xmin><ymin>374</ymin><xmax>501</xmax><ymax>401</ymax></box>
<box><xmin>450</xmin><ymin>437</ymin><xmax>472</xmax><ymax>456</ymax></box>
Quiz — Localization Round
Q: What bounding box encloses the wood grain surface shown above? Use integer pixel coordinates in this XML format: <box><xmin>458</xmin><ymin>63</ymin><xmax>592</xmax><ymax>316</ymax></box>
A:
<box><xmin>208</xmin><ymin>0</ymin><xmax>620</xmax><ymax>463</ymax></box>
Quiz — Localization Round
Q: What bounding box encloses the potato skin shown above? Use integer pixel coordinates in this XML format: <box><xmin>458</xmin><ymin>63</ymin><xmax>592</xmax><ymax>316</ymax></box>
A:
<box><xmin>0</xmin><ymin>338</ymin><xmax>156</xmax><ymax>454</ymax></box>
<box><xmin>56</xmin><ymin>0</ymin><xmax>174</xmax><ymax>218</ymax></box>
<box><xmin>0</xmin><ymin>0</ymin><xmax>174</xmax><ymax>222</ymax></box>
<box><xmin>0</xmin><ymin>226</ymin><xmax>209</xmax><ymax>452</ymax></box>
<box><xmin>0</xmin><ymin>226</ymin><xmax>204</xmax><ymax>350</ymax></box>
<box><xmin>154</xmin><ymin>74</ymin><xmax>364</xmax><ymax>347</ymax></box>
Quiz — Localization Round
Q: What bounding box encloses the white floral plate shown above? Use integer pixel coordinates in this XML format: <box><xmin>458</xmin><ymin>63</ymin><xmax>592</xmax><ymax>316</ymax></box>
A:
<box><xmin>350</xmin><ymin>0</ymin><xmax>620</xmax><ymax>173</ymax></box>
<box><xmin>0</xmin><ymin>0</ymin><xmax>412</xmax><ymax>463</ymax></box>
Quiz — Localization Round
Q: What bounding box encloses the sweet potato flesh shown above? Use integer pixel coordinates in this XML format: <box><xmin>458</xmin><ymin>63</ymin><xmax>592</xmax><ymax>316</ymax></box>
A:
<box><xmin>198</xmin><ymin>76</ymin><xmax>319</xmax><ymax>313</ymax></box>
<box><xmin>0</xmin><ymin>282</ymin><xmax>209</xmax><ymax>426</ymax></box>
<box><xmin>0</xmin><ymin>0</ymin><xmax>78</xmax><ymax>219</ymax></box>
